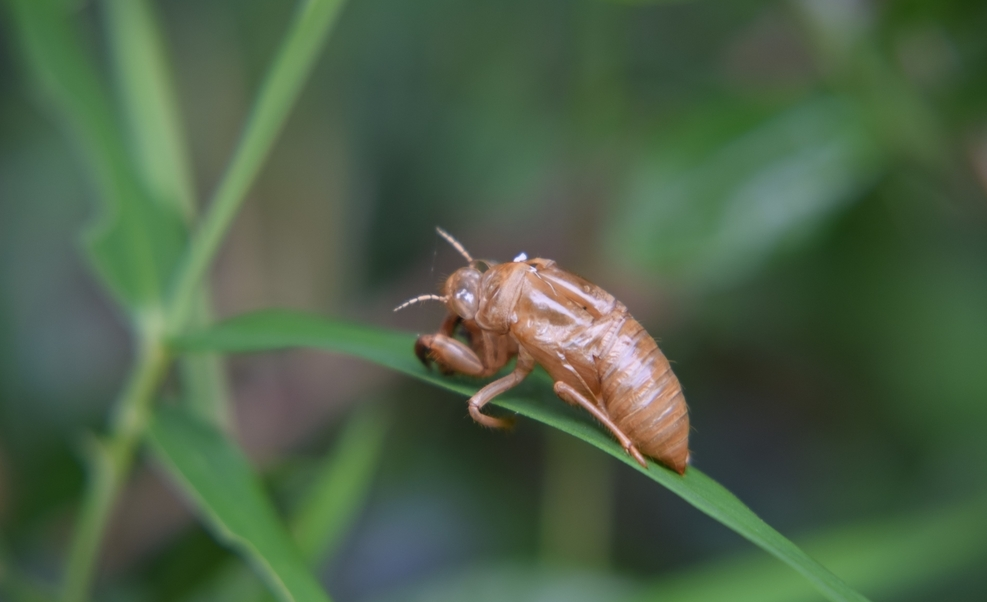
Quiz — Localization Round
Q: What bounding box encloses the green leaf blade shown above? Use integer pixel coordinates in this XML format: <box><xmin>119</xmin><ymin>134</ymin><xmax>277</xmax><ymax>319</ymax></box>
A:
<box><xmin>172</xmin><ymin>309</ymin><xmax>871</xmax><ymax>602</ymax></box>
<box><xmin>82</xmin><ymin>193</ymin><xmax>186</xmax><ymax>310</ymax></box>
<box><xmin>99</xmin><ymin>0</ymin><xmax>232</xmax><ymax>429</ymax></box>
<box><xmin>148</xmin><ymin>406</ymin><xmax>331</xmax><ymax>602</ymax></box>
<box><xmin>629</xmin><ymin>494</ymin><xmax>987</xmax><ymax>602</ymax></box>
<box><xmin>166</xmin><ymin>0</ymin><xmax>347</xmax><ymax>331</ymax></box>
<box><xmin>101</xmin><ymin>0</ymin><xmax>196</xmax><ymax>220</ymax></box>
<box><xmin>7</xmin><ymin>0</ymin><xmax>187</xmax><ymax>310</ymax></box>
<box><xmin>290</xmin><ymin>404</ymin><xmax>390</xmax><ymax>565</ymax></box>
<box><xmin>194</xmin><ymin>404</ymin><xmax>390</xmax><ymax>602</ymax></box>
<box><xmin>491</xmin><ymin>396</ymin><xmax>869</xmax><ymax>602</ymax></box>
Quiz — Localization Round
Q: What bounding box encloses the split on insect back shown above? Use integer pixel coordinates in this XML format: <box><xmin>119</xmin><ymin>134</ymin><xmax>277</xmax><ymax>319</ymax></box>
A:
<box><xmin>397</xmin><ymin>227</ymin><xmax>691</xmax><ymax>474</ymax></box>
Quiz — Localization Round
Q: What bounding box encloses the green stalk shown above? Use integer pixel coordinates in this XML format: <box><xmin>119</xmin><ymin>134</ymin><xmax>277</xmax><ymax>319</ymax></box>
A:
<box><xmin>12</xmin><ymin>0</ymin><xmax>349</xmax><ymax>597</ymax></box>
<box><xmin>178</xmin><ymin>293</ymin><xmax>233</xmax><ymax>430</ymax></box>
<box><xmin>61</xmin><ymin>321</ymin><xmax>170</xmax><ymax>602</ymax></box>
<box><xmin>166</xmin><ymin>0</ymin><xmax>346</xmax><ymax>333</ymax></box>
<box><xmin>101</xmin><ymin>0</ymin><xmax>233</xmax><ymax>431</ymax></box>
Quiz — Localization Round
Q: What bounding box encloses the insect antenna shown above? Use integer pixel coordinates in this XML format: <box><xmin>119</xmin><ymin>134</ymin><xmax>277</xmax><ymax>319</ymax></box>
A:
<box><xmin>393</xmin><ymin>294</ymin><xmax>448</xmax><ymax>312</ymax></box>
<box><xmin>435</xmin><ymin>226</ymin><xmax>473</xmax><ymax>263</ymax></box>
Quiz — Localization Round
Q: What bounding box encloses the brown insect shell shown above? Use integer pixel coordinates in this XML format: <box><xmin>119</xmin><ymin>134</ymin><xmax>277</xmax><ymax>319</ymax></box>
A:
<box><xmin>445</xmin><ymin>258</ymin><xmax>612</xmax><ymax>389</ymax></box>
<box><xmin>492</xmin><ymin>260</ymin><xmax>605</xmax><ymax>378</ymax></box>
<box><xmin>452</xmin><ymin>264</ymin><xmax>522</xmax><ymax>330</ymax></box>
<box><xmin>441</xmin><ymin>257</ymin><xmax>690</xmax><ymax>474</ymax></box>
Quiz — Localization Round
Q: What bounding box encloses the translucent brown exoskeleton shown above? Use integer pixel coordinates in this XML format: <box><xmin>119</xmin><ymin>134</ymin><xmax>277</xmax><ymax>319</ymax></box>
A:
<box><xmin>395</xmin><ymin>228</ymin><xmax>690</xmax><ymax>473</ymax></box>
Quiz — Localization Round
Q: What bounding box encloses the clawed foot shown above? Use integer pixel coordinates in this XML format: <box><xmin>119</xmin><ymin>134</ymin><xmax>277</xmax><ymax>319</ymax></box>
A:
<box><xmin>469</xmin><ymin>402</ymin><xmax>515</xmax><ymax>430</ymax></box>
<box><xmin>415</xmin><ymin>335</ymin><xmax>456</xmax><ymax>375</ymax></box>
<box><xmin>626</xmin><ymin>443</ymin><xmax>648</xmax><ymax>469</ymax></box>
<box><xmin>414</xmin><ymin>336</ymin><xmax>433</xmax><ymax>369</ymax></box>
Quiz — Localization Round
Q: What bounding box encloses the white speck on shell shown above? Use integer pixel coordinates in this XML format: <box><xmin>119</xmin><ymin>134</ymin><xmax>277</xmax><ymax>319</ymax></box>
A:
<box><xmin>513</xmin><ymin>252</ymin><xmax>528</xmax><ymax>262</ymax></box>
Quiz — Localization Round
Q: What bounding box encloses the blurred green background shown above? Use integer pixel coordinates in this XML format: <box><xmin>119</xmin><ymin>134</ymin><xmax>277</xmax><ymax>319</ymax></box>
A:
<box><xmin>2</xmin><ymin>0</ymin><xmax>987</xmax><ymax>600</ymax></box>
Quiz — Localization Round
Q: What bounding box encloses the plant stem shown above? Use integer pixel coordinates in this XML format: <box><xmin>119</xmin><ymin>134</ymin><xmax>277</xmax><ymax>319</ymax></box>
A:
<box><xmin>179</xmin><ymin>293</ymin><xmax>233</xmax><ymax>430</ymax></box>
<box><xmin>165</xmin><ymin>0</ymin><xmax>345</xmax><ymax>333</ymax></box>
<box><xmin>60</xmin><ymin>320</ymin><xmax>170</xmax><ymax>602</ymax></box>
<box><xmin>60</xmin><ymin>0</ymin><xmax>347</xmax><ymax>597</ymax></box>
<box><xmin>101</xmin><ymin>0</ymin><xmax>233</xmax><ymax>432</ymax></box>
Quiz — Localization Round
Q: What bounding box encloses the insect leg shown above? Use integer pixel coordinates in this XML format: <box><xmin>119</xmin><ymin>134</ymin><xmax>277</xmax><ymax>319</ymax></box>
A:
<box><xmin>553</xmin><ymin>381</ymin><xmax>648</xmax><ymax>468</ymax></box>
<box><xmin>438</xmin><ymin>313</ymin><xmax>461</xmax><ymax>336</ymax></box>
<box><xmin>415</xmin><ymin>334</ymin><xmax>487</xmax><ymax>376</ymax></box>
<box><xmin>415</xmin><ymin>314</ymin><xmax>466</xmax><ymax>372</ymax></box>
<box><xmin>467</xmin><ymin>347</ymin><xmax>535</xmax><ymax>429</ymax></box>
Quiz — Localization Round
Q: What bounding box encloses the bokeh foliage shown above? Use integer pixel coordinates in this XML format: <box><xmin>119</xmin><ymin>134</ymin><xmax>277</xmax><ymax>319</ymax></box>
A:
<box><xmin>1</xmin><ymin>0</ymin><xmax>987</xmax><ymax>600</ymax></box>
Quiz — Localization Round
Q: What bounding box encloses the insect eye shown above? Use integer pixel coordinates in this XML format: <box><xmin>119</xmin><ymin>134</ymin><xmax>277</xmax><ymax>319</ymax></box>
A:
<box><xmin>447</xmin><ymin>267</ymin><xmax>481</xmax><ymax>320</ymax></box>
<box><xmin>455</xmin><ymin>289</ymin><xmax>475</xmax><ymax>306</ymax></box>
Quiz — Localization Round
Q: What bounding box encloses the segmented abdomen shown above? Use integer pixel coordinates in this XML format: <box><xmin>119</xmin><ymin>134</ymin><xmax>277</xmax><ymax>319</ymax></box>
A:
<box><xmin>599</xmin><ymin>315</ymin><xmax>689</xmax><ymax>474</ymax></box>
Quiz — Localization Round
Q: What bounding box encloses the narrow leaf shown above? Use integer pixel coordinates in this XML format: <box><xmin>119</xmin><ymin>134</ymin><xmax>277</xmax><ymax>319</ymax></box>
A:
<box><xmin>148</xmin><ymin>406</ymin><xmax>331</xmax><ymax>602</ymax></box>
<box><xmin>172</xmin><ymin>309</ymin><xmax>871</xmax><ymax>602</ymax></box>
<box><xmin>101</xmin><ymin>0</ymin><xmax>196</xmax><ymax>220</ymax></box>
<box><xmin>193</xmin><ymin>404</ymin><xmax>390</xmax><ymax>602</ymax></box>
<box><xmin>100</xmin><ymin>0</ymin><xmax>232</xmax><ymax>429</ymax></box>
<box><xmin>290</xmin><ymin>404</ymin><xmax>390</xmax><ymax>564</ymax></box>
<box><xmin>628</xmin><ymin>495</ymin><xmax>987</xmax><ymax>602</ymax></box>
<box><xmin>6</xmin><ymin>0</ymin><xmax>186</xmax><ymax>309</ymax></box>
<box><xmin>167</xmin><ymin>0</ymin><xmax>347</xmax><ymax>331</ymax></box>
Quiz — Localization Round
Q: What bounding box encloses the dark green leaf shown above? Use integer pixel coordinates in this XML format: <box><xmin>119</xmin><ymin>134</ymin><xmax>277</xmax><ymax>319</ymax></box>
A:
<box><xmin>629</xmin><ymin>495</ymin><xmax>987</xmax><ymax>602</ymax></box>
<box><xmin>173</xmin><ymin>309</ymin><xmax>871</xmax><ymax>602</ymax></box>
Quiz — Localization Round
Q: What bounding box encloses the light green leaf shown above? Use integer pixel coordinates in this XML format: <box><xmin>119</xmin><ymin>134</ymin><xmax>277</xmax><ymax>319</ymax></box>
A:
<box><xmin>101</xmin><ymin>0</ymin><xmax>196</xmax><ymax>221</ymax></box>
<box><xmin>84</xmin><ymin>195</ymin><xmax>186</xmax><ymax>310</ymax></box>
<box><xmin>100</xmin><ymin>0</ymin><xmax>232</xmax><ymax>429</ymax></box>
<box><xmin>148</xmin><ymin>406</ymin><xmax>331</xmax><ymax>602</ymax></box>
<box><xmin>172</xmin><ymin>309</ymin><xmax>871</xmax><ymax>602</ymax></box>
<box><xmin>166</xmin><ymin>0</ymin><xmax>347</xmax><ymax>332</ymax></box>
<box><xmin>6</xmin><ymin>0</ymin><xmax>186</xmax><ymax>310</ymax></box>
